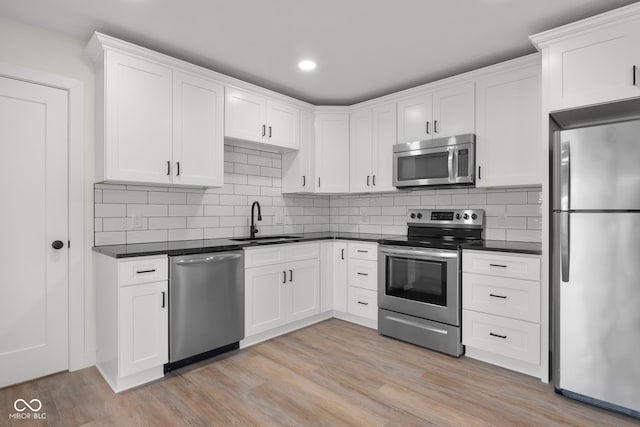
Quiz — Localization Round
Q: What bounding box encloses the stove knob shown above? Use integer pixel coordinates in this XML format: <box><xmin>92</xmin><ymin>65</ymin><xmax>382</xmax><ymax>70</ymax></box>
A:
<box><xmin>471</xmin><ymin>213</ymin><xmax>477</xmax><ymax>220</ymax></box>
<box><xmin>410</xmin><ymin>213</ymin><xmax>416</xmax><ymax>219</ymax></box>
<box><xmin>417</xmin><ymin>213</ymin><xmax>423</xmax><ymax>219</ymax></box>
<box><xmin>463</xmin><ymin>213</ymin><xmax>470</xmax><ymax>220</ymax></box>
<box><xmin>456</xmin><ymin>213</ymin><xmax>461</xmax><ymax>220</ymax></box>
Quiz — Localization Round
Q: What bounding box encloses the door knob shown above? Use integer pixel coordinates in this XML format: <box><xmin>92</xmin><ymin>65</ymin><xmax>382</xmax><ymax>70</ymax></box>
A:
<box><xmin>51</xmin><ymin>240</ymin><xmax>64</xmax><ymax>250</ymax></box>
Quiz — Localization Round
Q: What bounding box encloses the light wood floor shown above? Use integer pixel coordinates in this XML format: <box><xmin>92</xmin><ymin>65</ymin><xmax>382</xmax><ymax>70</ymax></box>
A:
<box><xmin>1</xmin><ymin>319</ymin><xmax>638</xmax><ymax>427</ymax></box>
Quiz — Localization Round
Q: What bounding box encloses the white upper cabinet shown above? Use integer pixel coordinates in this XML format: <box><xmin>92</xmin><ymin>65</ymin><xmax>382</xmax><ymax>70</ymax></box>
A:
<box><xmin>530</xmin><ymin>5</ymin><xmax>640</xmax><ymax>111</ymax></box>
<box><xmin>397</xmin><ymin>83</ymin><xmax>474</xmax><ymax>144</ymax></box>
<box><xmin>225</xmin><ymin>87</ymin><xmax>300</xmax><ymax>152</ymax></box>
<box><xmin>282</xmin><ymin>109</ymin><xmax>315</xmax><ymax>193</ymax></box>
<box><xmin>397</xmin><ymin>92</ymin><xmax>433</xmax><ymax>143</ymax></box>
<box><xmin>315</xmin><ymin>112</ymin><xmax>350</xmax><ymax>193</ymax></box>
<box><xmin>88</xmin><ymin>33</ymin><xmax>224</xmax><ymax>187</ymax></box>
<box><xmin>172</xmin><ymin>71</ymin><xmax>224</xmax><ymax>187</ymax></box>
<box><xmin>475</xmin><ymin>57</ymin><xmax>541</xmax><ymax>188</ymax></box>
<box><xmin>103</xmin><ymin>51</ymin><xmax>173</xmax><ymax>185</ymax></box>
<box><xmin>350</xmin><ymin>102</ymin><xmax>397</xmax><ymax>193</ymax></box>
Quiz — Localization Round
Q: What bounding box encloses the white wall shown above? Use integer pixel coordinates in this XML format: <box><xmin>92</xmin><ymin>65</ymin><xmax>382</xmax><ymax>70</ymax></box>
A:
<box><xmin>0</xmin><ymin>16</ymin><xmax>97</xmax><ymax>365</ymax></box>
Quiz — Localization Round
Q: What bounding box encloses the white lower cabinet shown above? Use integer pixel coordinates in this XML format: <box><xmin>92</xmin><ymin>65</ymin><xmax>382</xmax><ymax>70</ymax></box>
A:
<box><xmin>320</xmin><ymin>241</ymin><xmax>347</xmax><ymax>312</ymax></box>
<box><xmin>462</xmin><ymin>250</ymin><xmax>545</xmax><ymax>379</ymax></box>
<box><xmin>244</xmin><ymin>244</ymin><xmax>320</xmax><ymax>338</ymax></box>
<box><xmin>345</xmin><ymin>242</ymin><xmax>378</xmax><ymax>324</ymax></box>
<box><xmin>95</xmin><ymin>253</ymin><xmax>168</xmax><ymax>392</ymax></box>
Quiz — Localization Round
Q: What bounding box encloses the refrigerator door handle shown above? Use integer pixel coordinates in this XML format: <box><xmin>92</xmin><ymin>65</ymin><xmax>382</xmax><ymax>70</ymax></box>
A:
<box><xmin>561</xmin><ymin>212</ymin><xmax>570</xmax><ymax>282</ymax></box>
<box><xmin>560</xmin><ymin>139</ymin><xmax>571</xmax><ymax>211</ymax></box>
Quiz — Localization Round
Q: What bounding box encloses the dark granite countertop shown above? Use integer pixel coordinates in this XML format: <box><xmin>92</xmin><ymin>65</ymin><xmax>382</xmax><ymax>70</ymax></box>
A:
<box><xmin>461</xmin><ymin>240</ymin><xmax>542</xmax><ymax>255</ymax></box>
<box><xmin>93</xmin><ymin>232</ymin><xmax>400</xmax><ymax>258</ymax></box>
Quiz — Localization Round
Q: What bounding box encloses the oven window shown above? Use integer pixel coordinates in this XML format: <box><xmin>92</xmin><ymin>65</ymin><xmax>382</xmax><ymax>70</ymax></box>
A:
<box><xmin>397</xmin><ymin>152</ymin><xmax>449</xmax><ymax>181</ymax></box>
<box><xmin>386</xmin><ymin>256</ymin><xmax>447</xmax><ymax>306</ymax></box>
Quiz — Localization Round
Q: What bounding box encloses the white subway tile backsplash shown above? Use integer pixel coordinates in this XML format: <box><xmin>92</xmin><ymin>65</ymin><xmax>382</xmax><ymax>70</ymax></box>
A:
<box><xmin>94</xmin><ymin>145</ymin><xmax>542</xmax><ymax>246</ymax></box>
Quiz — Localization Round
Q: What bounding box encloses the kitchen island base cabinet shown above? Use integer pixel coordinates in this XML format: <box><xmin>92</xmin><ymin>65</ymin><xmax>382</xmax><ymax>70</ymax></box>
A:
<box><xmin>244</xmin><ymin>243</ymin><xmax>320</xmax><ymax>341</ymax></box>
<box><xmin>95</xmin><ymin>253</ymin><xmax>168</xmax><ymax>393</ymax></box>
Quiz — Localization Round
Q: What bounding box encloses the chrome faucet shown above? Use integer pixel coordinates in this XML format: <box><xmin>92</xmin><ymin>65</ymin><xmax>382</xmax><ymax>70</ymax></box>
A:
<box><xmin>250</xmin><ymin>201</ymin><xmax>262</xmax><ymax>238</ymax></box>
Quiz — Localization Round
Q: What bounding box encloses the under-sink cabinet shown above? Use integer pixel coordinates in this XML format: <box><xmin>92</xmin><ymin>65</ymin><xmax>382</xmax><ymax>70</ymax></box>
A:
<box><xmin>87</xmin><ymin>33</ymin><xmax>224</xmax><ymax>187</ymax></box>
<box><xmin>95</xmin><ymin>254</ymin><xmax>169</xmax><ymax>392</ymax></box>
<box><xmin>244</xmin><ymin>243</ymin><xmax>320</xmax><ymax>339</ymax></box>
<box><xmin>462</xmin><ymin>250</ymin><xmax>545</xmax><ymax>379</ymax></box>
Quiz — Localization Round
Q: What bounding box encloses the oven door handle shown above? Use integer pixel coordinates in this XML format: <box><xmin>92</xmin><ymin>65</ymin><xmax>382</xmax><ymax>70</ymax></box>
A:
<box><xmin>380</xmin><ymin>247</ymin><xmax>458</xmax><ymax>260</ymax></box>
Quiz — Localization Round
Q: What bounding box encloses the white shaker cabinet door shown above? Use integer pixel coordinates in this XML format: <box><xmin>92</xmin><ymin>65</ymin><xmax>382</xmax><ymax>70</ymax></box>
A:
<box><xmin>172</xmin><ymin>72</ymin><xmax>224</xmax><ymax>187</ymax></box>
<box><xmin>349</xmin><ymin>108</ymin><xmax>373</xmax><ymax>193</ymax></box>
<box><xmin>397</xmin><ymin>92</ymin><xmax>433</xmax><ymax>144</ymax></box>
<box><xmin>371</xmin><ymin>102</ymin><xmax>397</xmax><ymax>192</ymax></box>
<box><xmin>333</xmin><ymin>242</ymin><xmax>348</xmax><ymax>312</ymax></box>
<box><xmin>287</xmin><ymin>259</ymin><xmax>320</xmax><ymax>323</ymax></box>
<box><xmin>104</xmin><ymin>51</ymin><xmax>173</xmax><ymax>184</ymax></box>
<box><xmin>245</xmin><ymin>264</ymin><xmax>287</xmax><ymax>336</ymax></box>
<box><xmin>225</xmin><ymin>87</ymin><xmax>266</xmax><ymax>144</ymax></box>
<box><xmin>475</xmin><ymin>63</ymin><xmax>541</xmax><ymax>188</ymax></box>
<box><xmin>118</xmin><ymin>281</ymin><xmax>168</xmax><ymax>377</ymax></box>
<box><xmin>315</xmin><ymin>113</ymin><xmax>350</xmax><ymax>193</ymax></box>
<box><xmin>546</xmin><ymin>21</ymin><xmax>640</xmax><ymax>111</ymax></box>
<box><xmin>432</xmin><ymin>83</ymin><xmax>475</xmax><ymax>138</ymax></box>
<box><xmin>266</xmin><ymin>100</ymin><xmax>299</xmax><ymax>150</ymax></box>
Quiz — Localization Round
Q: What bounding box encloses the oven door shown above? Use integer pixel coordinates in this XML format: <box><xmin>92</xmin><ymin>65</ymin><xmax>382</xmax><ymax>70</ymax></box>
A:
<box><xmin>378</xmin><ymin>245</ymin><xmax>460</xmax><ymax>326</ymax></box>
<box><xmin>393</xmin><ymin>143</ymin><xmax>474</xmax><ymax>187</ymax></box>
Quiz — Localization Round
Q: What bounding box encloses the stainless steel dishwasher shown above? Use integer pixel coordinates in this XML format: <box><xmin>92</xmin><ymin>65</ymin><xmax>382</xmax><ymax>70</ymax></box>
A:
<box><xmin>167</xmin><ymin>250</ymin><xmax>244</xmax><ymax>371</ymax></box>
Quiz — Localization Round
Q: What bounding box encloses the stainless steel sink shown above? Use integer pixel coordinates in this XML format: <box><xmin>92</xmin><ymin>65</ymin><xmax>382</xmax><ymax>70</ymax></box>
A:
<box><xmin>230</xmin><ymin>235</ymin><xmax>302</xmax><ymax>242</ymax></box>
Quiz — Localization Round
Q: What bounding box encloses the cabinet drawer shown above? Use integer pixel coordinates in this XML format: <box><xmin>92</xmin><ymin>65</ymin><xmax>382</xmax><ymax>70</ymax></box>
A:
<box><xmin>245</xmin><ymin>242</ymin><xmax>319</xmax><ymax>268</ymax></box>
<box><xmin>348</xmin><ymin>242</ymin><xmax>377</xmax><ymax>261</ymax></box>
<box><xmin>348</xmin><ymin>259</ymin><xmax>377</xmax><ymax>291</ymax></box>
<box><xmin>348</xmin><ymin>287</ymin><xmax>377</xmax><ymax>320</ymax></box>
<box><xmin>462</xmin><ymin>250</ymin><xmax>540</xmax><ymax>281</ymax></box>
<box><xmin>118</xmin><ymin>255</ymin><xmax>168</xmax><ymax>286</ymax></box>
<box><xmin>462</xmin><ymin>273</ymin><xmax>540</xmax><ymax>322</ymax></box>
<box><xmin>463</xmin><ymin>310</ymin><xmax>540</xmax><ymax>365</ymax></box>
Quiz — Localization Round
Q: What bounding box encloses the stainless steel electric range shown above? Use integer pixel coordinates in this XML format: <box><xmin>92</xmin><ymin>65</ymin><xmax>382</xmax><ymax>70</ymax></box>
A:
<box><xmin>377</xmin><ymin>208</ymin><xmax>485</xmax><ymax>357</ymax></box>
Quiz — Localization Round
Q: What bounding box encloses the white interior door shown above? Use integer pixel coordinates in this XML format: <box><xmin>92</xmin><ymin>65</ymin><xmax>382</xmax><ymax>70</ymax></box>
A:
<box><xmin>0</xmin><ymin>76</ymin><xmax>69</xmax><ymax>388</ymax></box>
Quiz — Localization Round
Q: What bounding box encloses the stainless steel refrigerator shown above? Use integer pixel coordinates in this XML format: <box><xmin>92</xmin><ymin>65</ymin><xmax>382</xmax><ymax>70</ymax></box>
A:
<box><xmin>552</xmin><ymin>118</ymin><xmax>640</xmax><ymax>418</ymax></box>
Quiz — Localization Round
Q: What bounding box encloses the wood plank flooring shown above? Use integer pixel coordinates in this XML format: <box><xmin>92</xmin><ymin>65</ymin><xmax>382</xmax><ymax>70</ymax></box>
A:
<box><xmin>1</xmin><ymin>319</ymin><xmax>638</xmax><ymax>426</ymax></box>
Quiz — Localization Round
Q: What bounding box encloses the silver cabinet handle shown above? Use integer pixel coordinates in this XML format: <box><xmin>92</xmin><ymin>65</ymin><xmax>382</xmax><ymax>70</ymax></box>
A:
<box><xmin>490</xmin><ymin>332</ymin><xmax>507</xmax><ymax>339</ymax></box>
<box><xmin>372</xmin><ymin>175</ymin><xmax>376</xmax><ymax>186</ymax></box>
<box><xmin>166</xmin><ymin>160</ymin><xmax>171</xmax><ymax>175</ymax></box>
<box><xmin>269</xmin><ymin>126</ymin><xmax>272</xmax><ymax>138</ymax></box>
<box><xmin>161</xmin><ymin>292</ymin><xmax>166</xmax><ymax>308</ymax></box>
<box><xmin>176</xmin><ymin>161</ymin><xmax>180</xmax><ymax>176</ymax></box>
<box><xmin>289</xmin><ymin>269</ymin><xmax>293</xmax><ymax>282</ymax></box>
<box><xmin>478</xmin><ymin>165</ymin><xmax>482</xmax><ymax>180</ymax></box>
<box><xmin>341</xmin><ymin>248</ymin><xmax>344</xmax><ymax>260</ymax></box>
<box><xmin>357</xmin><ymin>301</ymin><xmax>369</xmax><ymax>306</ymax></box>
<box><xmin>357</xmin><ymin>272</ymin><xmax>368</xmax><ymax>276</ymax></box>
<box><xmin>425</xmin><ymin>121</ymin><xmax>430</xmax><ymax>134</ymax></box>
<box><xmin>561</xmin><ymin>212</ymin><xmax>570</xmax><ymax>282</ymax></box>
<box><xmin>136</xmin><ymin>269</ymin><xmax>156</xmax><ymax>274</ymax></box>
<box><xmin>434</xmin><ymin>120</ymin><xmax>438</xmax><ymax>133</ymax></box>
<box><xmin>367</xmin><ymin>175</ymin><xmax>370</xmax><ymax>186</ymax></box>
<box><xmin>634</xmin><ymin>65</ymin><xmax>637</xmax><ymax>87</ymax></box>
<box><xmin>262</xmin><ymin>124</ymin><xmax>266</xmax><ymax>137</ymax></box>
<box><xmin>302</xmin><ymin>175</ymin><xmax>306</xmax><ymax>187</ymax></box>
<box><xmin>282</xmin><ymin>271</ymin><xmax>286</xmax><ymax>284</ymax></box>
<box><xmin>489</xmin><ymin>293</ymin><xmax>507</xmax><ymax>299</ymax></box>
<box><xmin>489</xmin><ymin>263</ymin><xmax>507</xmax><ymax>268</ymax></box>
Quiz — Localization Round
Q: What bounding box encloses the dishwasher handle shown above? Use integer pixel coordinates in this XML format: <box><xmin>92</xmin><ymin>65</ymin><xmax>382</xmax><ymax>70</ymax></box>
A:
<box><xmin>173</xmin><ymin>253</ymin><xmax>242</xmax><ymax>265</ymax></box>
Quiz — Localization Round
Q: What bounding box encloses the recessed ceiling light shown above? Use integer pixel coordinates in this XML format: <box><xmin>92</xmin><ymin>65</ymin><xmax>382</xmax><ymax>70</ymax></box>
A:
<box><xmin>298</xmin><ymin>60</ymin><xmax>317</xmax><ymax>71</ymax></box>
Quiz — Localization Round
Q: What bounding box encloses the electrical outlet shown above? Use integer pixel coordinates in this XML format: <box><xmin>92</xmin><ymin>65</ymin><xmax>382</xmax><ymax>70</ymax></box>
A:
<box><xmin>273</xmin><ymin>213</ymin><xmax>284</xmax><ymax>225</ymax></box>
<box><xmin>498</xmin><ymin>212</ymin><xmax>508</xmax><ymax>226</ymax></box>
<box><xmin>131</xmin><ymin>214</ymin><xmax>143</xmax><ymax>229</ymax></box>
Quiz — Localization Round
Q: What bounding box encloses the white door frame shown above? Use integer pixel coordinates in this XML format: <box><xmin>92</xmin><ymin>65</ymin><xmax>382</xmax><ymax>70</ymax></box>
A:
<box><xmin>0</xmin><ymin>62</ymin><xmax>86</xmax><ymax>371</ymax></box>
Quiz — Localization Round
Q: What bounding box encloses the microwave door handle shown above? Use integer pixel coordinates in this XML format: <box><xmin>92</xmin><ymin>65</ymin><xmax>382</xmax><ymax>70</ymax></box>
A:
<box><xmin>447</xmin><ymin>147</ymin><xmax>454</xmax><ymax>183</ymax></box>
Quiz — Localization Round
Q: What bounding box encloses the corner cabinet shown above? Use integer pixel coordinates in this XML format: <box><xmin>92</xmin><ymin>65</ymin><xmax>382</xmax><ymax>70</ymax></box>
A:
<box><xmin>87</xmin><ymin>32</ymin><xmax>224</xmax><ymax>187</ymax></box>
<box><xmin>349</xmin><ymin>102</ymin><xmax>397</xmax><ymax>193</ymax></box>
<box><xmin>475</xmin><ymin>56</ymin><xmax>542</xmax><ymax>188</ymax></box>
<box><xmin>225</xmin><ymin>87</ymin><xmax>300</xmax><ymax>152</ymax></box>
<box><xmin>95</xmin><ymin>253</ymin><xmax>168</xmax><ymax>392</ymax></box>
<box><xmin>397</xmin><ymin>82</ymin><xmax>475</xmax><ymax>144</ymax></box>
<box><xmin>315</xmin><ymin>111</ymin><xmax>350</xmax><ymax>193</ymax></box>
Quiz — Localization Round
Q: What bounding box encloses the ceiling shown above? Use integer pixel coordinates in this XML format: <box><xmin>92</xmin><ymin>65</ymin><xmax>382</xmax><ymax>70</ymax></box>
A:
<box><xmin>1</xmin><ymin>0</ymin><xmax>637</xmax><ymax>105</ymax></box>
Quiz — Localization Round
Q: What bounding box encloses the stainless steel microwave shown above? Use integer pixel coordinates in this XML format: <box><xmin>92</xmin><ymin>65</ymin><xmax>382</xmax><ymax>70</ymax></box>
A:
<box><xmin>393</xmin><ymin>134</ymin><xmax>475</xmax><ymax>188</ymax></box>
